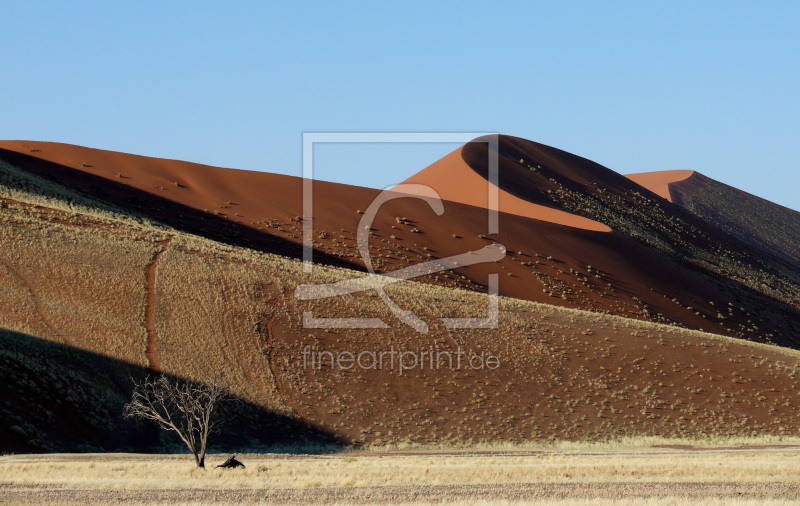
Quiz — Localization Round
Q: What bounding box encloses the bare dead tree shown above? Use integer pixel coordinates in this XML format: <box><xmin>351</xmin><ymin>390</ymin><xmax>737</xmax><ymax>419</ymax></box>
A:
<box><xmin>123</xmin><ymin>374</ymin><xmax>229</xmax><ymax>468</ymax></box>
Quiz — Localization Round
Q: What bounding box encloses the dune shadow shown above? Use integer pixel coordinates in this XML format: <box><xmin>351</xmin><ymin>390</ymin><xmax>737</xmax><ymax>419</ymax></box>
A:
<box><xmin>459</xmin><ymin>136</ymin><xmax>558</xmax><ymax>209</ymax></box>
<box><xmin>0</xmin><ymin>328</ymin><xmax>347</xmax><ymax>454</ymax></box>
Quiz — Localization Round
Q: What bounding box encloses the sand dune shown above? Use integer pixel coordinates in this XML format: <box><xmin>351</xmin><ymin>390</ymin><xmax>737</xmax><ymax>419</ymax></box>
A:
<box><xmin>1</xmin><ymin>138</ymin><xmax>799</xmax><ymax>347</ymax></box>
<box><xmin>2</xmin><ymin>136</ymin><xmax>800</xmax><ymax>452</ymax></box>
<box><xmin>4</xmin><ymin>194</ymin><xmax>800</xmax><ymax>452</ymax></box>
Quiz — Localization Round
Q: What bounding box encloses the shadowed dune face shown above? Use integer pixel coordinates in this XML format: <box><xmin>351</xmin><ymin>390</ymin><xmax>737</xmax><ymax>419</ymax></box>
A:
<box><xmin>412</xmin><ymin>135</ymin><xmax>800</xmax><ymax>345</ymax></box>
<box><xmin>629</xmin><ymin>169</ymin><xmax>800</xmax><ymax>269</ymax></box>
<box><xmin>0</xmin><ymin>329</ymin><xmax>344</xmax><ymax>453</ymax></box>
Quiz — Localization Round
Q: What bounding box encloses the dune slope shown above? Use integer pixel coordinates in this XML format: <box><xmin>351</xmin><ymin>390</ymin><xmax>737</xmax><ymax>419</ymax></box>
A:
<box><xmin>2</xmin><ymin>172</ymin><xmax>800</xmax><ymax>452</ymax></box>
<box><xmin>630</xmin><ymin>169</ymin><xmax>800</xmax><ymax>268</ymax></box>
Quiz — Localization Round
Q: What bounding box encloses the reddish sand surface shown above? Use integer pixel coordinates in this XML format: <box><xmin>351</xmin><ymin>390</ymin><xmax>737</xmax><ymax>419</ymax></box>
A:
<box><xmin>1</xmin><ymin>139</ymin><xmax>799</xmax><ymax>348</ymax></box>
<box><xmin>626</xmin><ymin>170</ymin><xmax>695</xmax><ymax>201</ymax></box>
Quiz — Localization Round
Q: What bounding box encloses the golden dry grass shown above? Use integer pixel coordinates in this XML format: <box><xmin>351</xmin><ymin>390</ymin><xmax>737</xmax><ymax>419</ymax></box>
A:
<box><xmin>3</xmin><ymin>441</ymin><xmax>800</xmax><ymax>504</ymax></box>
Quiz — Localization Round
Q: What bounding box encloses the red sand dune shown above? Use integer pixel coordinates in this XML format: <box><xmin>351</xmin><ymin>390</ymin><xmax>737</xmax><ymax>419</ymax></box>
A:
<box><xmin>5</xmin><ymin>140</ymin><xmax>800</xmax><ymax>453</ymax></box>
<box><xmin>0</xmin><ymin>140</ymin><xmax>306</xmax><ymax>223</ymax></box>
<box><xmin>1</xmin><ymin>138</ymin><xmax>799</xmax><ymax>348</ymax></box>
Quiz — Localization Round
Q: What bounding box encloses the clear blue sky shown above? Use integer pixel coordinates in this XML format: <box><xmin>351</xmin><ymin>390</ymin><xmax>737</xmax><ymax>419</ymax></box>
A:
<box><xmin>2</xmin><ymin>1</ymin><xmax>798</xmax><ymax>210</ymax></box>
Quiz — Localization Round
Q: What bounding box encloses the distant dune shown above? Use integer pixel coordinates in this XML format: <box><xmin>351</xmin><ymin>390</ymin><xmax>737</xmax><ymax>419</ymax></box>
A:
<box><xmin>629</xmin><ymin>169</ymin><xmax>800</xmax><ymax>268</ymax></box>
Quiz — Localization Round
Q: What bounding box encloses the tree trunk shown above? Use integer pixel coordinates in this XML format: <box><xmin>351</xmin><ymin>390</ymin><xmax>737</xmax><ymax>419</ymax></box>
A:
<box><xmin>198</xmin><ymin>455</ymin><xmax>205</xmax><ymax>468</ymax></box>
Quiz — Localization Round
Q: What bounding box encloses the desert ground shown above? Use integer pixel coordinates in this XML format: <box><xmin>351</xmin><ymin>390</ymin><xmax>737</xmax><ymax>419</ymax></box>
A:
<box><xmin>1</xmin><ymin>136</ymin><xmax>800</xmax><ymax>504</ymax></box>
<box><xmin>3</xmin><ymin>439</ymin><xmax>800</xmax><ymax>504</ymax></box>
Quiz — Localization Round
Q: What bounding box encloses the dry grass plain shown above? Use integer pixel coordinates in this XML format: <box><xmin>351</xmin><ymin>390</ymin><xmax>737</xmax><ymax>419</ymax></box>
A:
<box><xmin>4</xmin><ymin>439</ymin><xmax>800</xmax><ymax>504</ymax></box>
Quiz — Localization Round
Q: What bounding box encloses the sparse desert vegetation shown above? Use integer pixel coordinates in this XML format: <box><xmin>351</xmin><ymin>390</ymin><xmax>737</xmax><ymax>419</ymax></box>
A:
<box><xmin>3</xmin><ymin>139</ymin><xmax>800</xmax><ymax>348</ymax></box>
<box><xmin>665</xmin><ymin>171</ymin><xmax>800</xmax><ymax>269</ymax></box>
<box><xmin>2</xmin><ymin>153</ymin><xmax>800</xmax><ymax>453</ymax></box>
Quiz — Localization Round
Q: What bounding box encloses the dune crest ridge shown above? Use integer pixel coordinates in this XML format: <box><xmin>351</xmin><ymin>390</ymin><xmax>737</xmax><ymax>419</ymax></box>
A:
<box><xmin>402</xmin><ymin>146</ymin><xmax>611</xmax><ymax>232</ymax></box>
<box><xmin>626</xmin><ymin>169</ymin><xmax>696</xmax><ymax>201</ymax></box>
